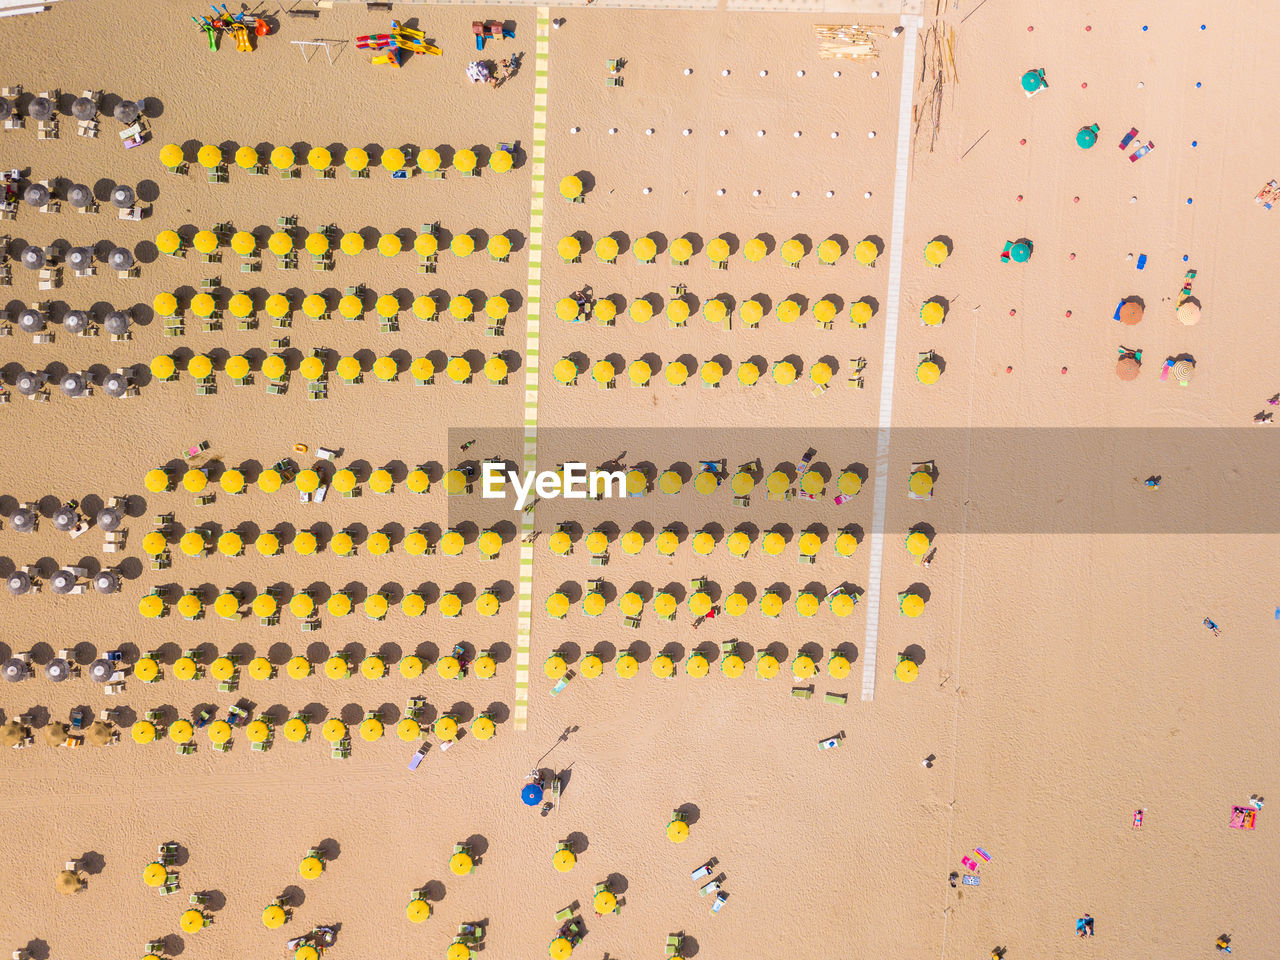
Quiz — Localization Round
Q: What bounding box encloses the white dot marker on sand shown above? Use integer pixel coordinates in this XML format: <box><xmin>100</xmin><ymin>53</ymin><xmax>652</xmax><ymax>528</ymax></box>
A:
<box><xmin>830</xmin><ymin>131</ymin><xmax>838</xmax><ymax>139</ymax></box>
<box><xmin>793</xmin><ymin>131</ymin><xmax>801</xmax><ymax>138</ymax></box>
<box><xmin>791</xmin><ymin>190</ymin><xmax>800</xmax><ymax>198</ymax></box>
<box><xmin>752</xmin><ymin>189</ymin><xmax>761</xmax><ymax>197</ymax></box>
<box><xmin>759</xmin><ymin>70</ymin><xmax>768</xmax><ymax>77</ymax></box>
<box><xmin>833</xmin><ymin>70</ymin><xmax>842</xmax><ymax>78</ymax></box>
<box><xmin>871</xmin><ymin>70</ymin><xmax>880</xmax><ymax>78</ymax></box>
<box><xmin>682</xmin><ymin>129</ymin><xmax>691</xmax><ymax>136</ymax></box>
<box><xmin>868</xmin><ymin>130</ymin><xmax>876</xmax><ymax>138</ymax></box>
<box><xmin>797</xmin><ymin>69</ymin><xmax>805</xmax><ymax>77</ymax></box>
<box><xmin>608</xmin><ymin>127</ymin><xmax>617</xmax><ymax>134</ymax></box>
<box><xmin>643</xmin><ymin>187</ymin><xmax>651</xmax><ymax>194</ymax></box>
<box><xmin>684</xmin><ymin>68</ymin><xmax>692</xmax><ymax>76</ymax></box>
<box><xmin>757</xmin><ymin>130</ymin><xmax>765</xmax><ymax>137</ymax></box>
<box><xmin>826</xmin><ymin>190</ymin><xmax>834</xmax><ymax>198</ymax></box>
<box><xmin>1130</xmin><ymin>196</ymin><xmax>1137</xmax><ymax>203</ymax></box>
<box><xmin>864</xmin><ymin>191</ymin><xmax>872</xmax><ymax>198</ymax></box>
<box><xmin>717</xmin><ymin>188</ymin><xmax>725</xmax><ymax>196</ymax></box>
<box><xmin>570</xmin><ymin>127</ymin><xmax>579</xmax><ymax>134</ymax></box>
<box><xmin>1137</xmin><ymin>81</ymin><xmax>1144</xmax><ymax>88</ymax></box>
<box><xmin>719</xmin><ymin>129</ymin><xmax>727</xmax><ymax>136</ymax></box>
<box><xmin>645</xmin><ymin>128</ymin><xmax>654</xmax><ymax>136</ymax></box>
<box><xmin>722</xmin><ymin>69</ymin><xmax>730</xmax><ymax>76</ymax></box>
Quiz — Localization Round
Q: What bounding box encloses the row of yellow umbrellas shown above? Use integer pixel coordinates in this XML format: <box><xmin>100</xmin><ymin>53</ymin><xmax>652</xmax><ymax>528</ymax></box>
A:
<box><xmin>145</xmin><ymin>463</ymin><xmax>478</xmax><ymax>496</ymax></box>
<box><xmin>155</xmin><ymin>227</ymin><xmax>511</xmax><ymax>260</ymax></box>
<box><xmin>545</xmin><ymin>585</ymin><xmax>861</xmax><ymax>620</ymax></box>
<box><xmin>143</xmin><ymin>525</ymin><xmax>500</xmax><ymax>559</ymax></box>
<box><xmin>154</xmin><ymin>290</ymin><xmax>515</xmax><ymax>321</ymax></box>
<box><xmin>131</xmin><ymin>650</ymin><xmax>496</xmax><ymax>684</ymax></box>
<box><xmin>139</xmin><ymin>585</ymin><xmax>504</xmax><ymax>620</ymax></box>
<box><xmin>149</xmin><ymin>352</ymin><xmax>503</xmax><ymax>385</ymax></box>
<box><xmin>131</xmin><ymin>711</ymin><xmax>492</xmax><ymax>748</ymax></box>
<box><xmin>162</xmin><ymin>143</ymin><xmax>508</xmax><ymax>175</ymax></box>
<box><xmin>552</xmin><ymin>222</ymin><xmax>881</xmax><ymax>267</ymax></box>
<box><xmin>553</xmin><ymin>524</ymin><xmax>864</xmax><ymax>557</ymax></box>
<box><xmin>546</xmin><ymin>648</ymin><xmax>855</xmax><ymax>681</ymax></box>
<box><xmin>551</xmin><ymin>354</ymin><xmax>836</xmax><ymax>388</ymax></box>
<box><xmin>557</xmin><ymin>291</ymin><xmax>874</xmax><ymax>327</ymax></box>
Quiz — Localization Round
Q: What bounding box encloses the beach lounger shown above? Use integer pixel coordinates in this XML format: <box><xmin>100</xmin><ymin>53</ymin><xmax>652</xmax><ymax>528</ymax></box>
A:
<box><xmin>666</xmin><ymin>935</ymin><xmax>683</xmax><ymax>957</ymax></box>
<box><xmin>824</xmin><ymin>692</ymin><xmax>848</xmax><ymax>705</ymax></box>
<box><xmin>691</xmin><ymin>860</ymin><xmax>716</xmax><ymax>880</ymax></box>
<box><xmin>710</xmin><ymin>892</ymin><xmax>727</xmax><ymax>914</ymax></box>
<box><xmin>549</xmin><ymin>672</ymin><xmax>574</xmax><ymax>697</ymax></box>
<box><xmin>699</xmin><ymin>879</ymin><xmax>720</xmax><ymax>896</ymax></box>
<box><xmin>791</xmin><ymin>686</ymin><xmax>813</xmax><ymax>700</ymax></box>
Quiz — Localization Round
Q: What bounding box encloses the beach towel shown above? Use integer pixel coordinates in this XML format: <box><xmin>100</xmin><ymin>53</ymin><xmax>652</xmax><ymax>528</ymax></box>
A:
<box><xmin>961</xmin><ymin>875</ymin><xmax>980</xmax><ymax>886</ymax></box>
<box><xmin>1230</xmin><ymin>806</ymin><xmax>1257</xmax><ymax>829</ymax></box>
<box><xmin>1132</xmin><ymin>809</ymin><xmax>1143</xmax><ymax>829</ymax></box>
<box><xmin>961</xmin><ymin>856</ymin><xmax>977</xmax><ymax>871</ymax></box>
<box><xmin>974</xmin><ymin>847</ymin><xmax>991</xmax><ymax>862</ymax></box>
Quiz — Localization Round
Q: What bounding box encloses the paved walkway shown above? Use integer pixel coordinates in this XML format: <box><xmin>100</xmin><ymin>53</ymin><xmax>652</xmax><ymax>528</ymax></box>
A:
<box><xmin>510</xmin><ymin>7</ymin><xmax>552</xmax><ymax>733</ymax></box>
<box><xmin>860</xmin><ymin>12</ymin><xmax>923</xmax><ymax>702</ymax></box>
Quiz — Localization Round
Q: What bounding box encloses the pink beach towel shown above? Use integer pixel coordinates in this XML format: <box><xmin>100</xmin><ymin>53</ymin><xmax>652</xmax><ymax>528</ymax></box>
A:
<box><xmin>1230</xmin><ymin>806</ymin><xmax>1257</xmax><ymax>830</ymax></box>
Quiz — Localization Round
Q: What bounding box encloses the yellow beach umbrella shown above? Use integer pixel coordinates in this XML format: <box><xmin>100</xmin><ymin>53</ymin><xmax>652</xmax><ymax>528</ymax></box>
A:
<box><xmin>692</xmin><ymin>531</ymin><xmax>715</xmax><ymax>555</ymax></box>
<box><xmin>410</xmin><ymin>356</ymin><xmax>435</xmax><ymax>382</ymax></box>
<box><xmin>593</xmin><ymin>298</ymin><xmax>616</xmax><ymax>324</ymax></box>
<box><xmin>257</xmin><ymin>467</ymin><xmax>283</xmax><ymax>492</ymax></box>
<box><xmin>227</xmin><ymin>293</ymin><xmax>253</xmax><ymax>318</ymax></box>
<box><xmin>176</xmin><ymin>594</ymin><xmax>203</xmax><ymax>619</ymax></box>
<box><xmin>559</xmin><ymin>175</ymin><xmax>582</xmax><ymax>200</ymax></box>
<box><xmin>180</xmin><ymin>909</ymin><xmax>207</xmax><ymax>933</ymax></box>
<box><xmin>900</xmin><ymin>593</ymin><xmax>925</xmax><ymax>617</ymax></box>
<box><xmin>282</xmin><ymin>717</ymin><xmax>308</xmax><ymax>740</ymax></box>
<box><xmin>777</xmin><ymin>298</ymin><xmax>801</xmax><ymax>324</ymax></box>
<box><xmin>453</xmin><ymin>149</ymin><xmax>477</xmax><ymax>173</ymax></box>
<box><xmin>381</xmin><ymin>147</ymin><xmax>406</xmax><ymax>172</ymax></box>
<box><xmin>307</xmin><ymin>146</ymin><xmax>332</xmax><ymax>171</ymax></box>
<box><xmin>197</xmin><ymin>144</ymin><xmax>222</xmax><ymax>169</ymax></box>
<box><xmin>255</xmin><ymin>533</ymin><xmax>279</xmax><ymax>556</ymax></box>
<box><xmin>293</xmin><ymin>531</ymin><xmax>317</xmax><ymax>556</ymax></box>
<box><xmin>839</xmin><ymin>471</ymin><xmax>863</xmax><ymax>497</ymax></box>
<box><xmin>148</xmin><ymin>354</ymin><xmax>176</xmax><ymax>382</ymax></box>
<box><xmin>412</xmin><ymin>295</ymin><xmax>436</xmax><ymax>320</ymax></box>
<box><xmin>179</xmin><ymin>530</ymin><xmax>206</xmax><ymax>556</ymax></box>
<box><xmin>450</xmin><ymin>233</ymin><xmax>474</xmax><ymax>258</ymax></box>
<box><xmin>545</xmin><ymin>593</ymin><xmax>570</xmax><ymax>619</ymax></box>
<box><xmin>757</xmin><ymin>654</ymin><xmax>780</xmax><ymax>678</ymax></box>
<box><xmin>487</xmin><ymin>234</ymin><xmax>512</xmax><ymax>261</ymax></box>
<box><xmin>379</xmin><ymin>233</ymin><xmax>402</xmax><ymax>258</ymax></box>
<box><xmin>295</xmin><ymin>469</ymin><xmax>320</xmax><ymax>492</ymax></box>
<box><xmin>773</xmin><ymin>361</ymin><xmax>797</xmax><ymax>385</ymax></box>
<box><xmin>449</xmin><ymin>294</ymin><xmax>473</xmax><ymax>320</ymax></box>
<box><xmin>489</xmin><ymin>147</ymin><xmax>513</xmax><ymax>173</ymax></box>
<box><xmin>187</xmin><ymin>355</ymin><xmax>213</xmax><ymax>381</ymax></box>
<box><xmin>132</xmin><ymin>720</ymin><xmax>157</xmax><ymax>744</ymax></box>
<box><xmin>818</xmin><ymin>239</ymin><xmax>842</xmax><ymax>264</ymax></box>
<box><xmin>652</xmin><ymin>655</ymin><xmax>675</xmax><ymax>678</ymax></box>
<box><xmin>897</xmin><ymin>658</ymin><xmax>919</xmax><ymax>682</ymax></box>
<box><xmin>159</xmin><ymin>143</ymin><xmax>184</xmax><ymax>168</ymax></box>
<box><xmin>916</xmin><ymin>358</ymin><xmax>941</xmax><ymax>384</ymax></box>
<box><xmin>725</xmin><ymin>592</ymin><xmax>748</xmax><ymax>616</ymax></box>
<box><xmin>829</xmin><ymin>593</ymin><xmax>856</xmax><ymax>617</ymax></box>
<box><xmin>289</xmin><ymin>593</ymin><xmax>314</xmax><ymax>619</ymax></box>
<box><xmin>398</xmin><ymin>717</ymin><xmax>422</xmax><ymax>741</ymax></box>
<box><xmin>367</xmin><ymin>532</ymin><xmax>391</xmax><ymax>556</ymax></box>
<box><xmin>734</xmin><ymin>360</ymin><xmax>760</xmax><ymax>386</ymax></box>
<box><xmin>921</xmin><ymin>301</ymin><xmax>945</xmax><ymax>326</ymax></box>
<box><xmin>630</xmin><ymin>298</ymin><xmax>653</xmax><ymax>323</ymax></box>
<box><xmin>665</xmin><ymin>360</ymin><xmax>689</xmax><ymax>386</ymax></box>
<box><xmin>305</xmin><ymin>232</ymin><xmax>330</xmax><ymax>256</ymax></box>
<box><xmin>330</xmin><ymin>532</ymin><xmax>354</xmax><ymax>556</ymax></box>
<box><xmin>906</xmin><ymin>531</ymin><xmax>932</xmax><ymax>556</ymax></box>
<box><xmin>270</xmin><ymin>145</ymin><xmax>295</xmax><ymax>170</ymax></box>
<box><xmin>155</xmin><ymin>230</ymin><xmax>181</xmax><ymax>255</ymax></box>
<box><xmin>760</xmin><ymin>592</ymin><xmax>783</xmax><ymax>617</ymax></box>
<box><xmin>374</xmin><ymin>294</ymin><xmax>399</xmax><ymax>319</ymax></box>
<box><xmin>703</xmin><ymin>298</ymin><xmax>727</xmax><ymax>325</ymax></box>
<box><xmin>445</xmin><ymin>356</ymin><xmax>472</xmax><ymax>383</ymax></box>
<box><xmin>557</xmin><ymin>235</ymin><xmax>580</xmax><ymax>261</ymax></box>
<box><xmin>667</xmin><ymin>819</ymin><xmax>689</xmax><ymax>843</ymax></box>
<box><xmin>592</xmin><ymin>359</ymin><xmax>615</xmax><ymax>385</ymax></box>
<box><xmin>743</xmin><ymin>237</ymin><xmax>767</xmax><ymax>262</ymax></box>
<box><xmin>727</xmin><ymin>530</ymin><xmax>751</xmax><ymax>556</ymax></box>
<box><xmin>235</xmin><ymin>145</ymin><xmax>258</xmax><ymax>168</ymax></box>
<box><xmin>655</xmin><ymin>531</ymin><xmax>678</xmax><ymax>556</ymax></box>
<box><xmin>924</xmin><ymin>239</ymin><xmax>949</xmax><ymax>265</ymax></box>
<box><xmin>549</xmin><ymin>937</ymin><xmax>573</xmax><ymax>960</ymax></box>
<box><xmin>263</xmin><ymin>904</ymin><xmax>287</xmax><ymax>929</ymax></box>
<box><xmin>670</xmin><ymin>237</ymin><xmax>693</xmax><ymax>263</ymax></box>
<box><xmin>266</xmin><ymin>294</ymin><xmax>291</xmax><ymax>319</ymax></box>
<box><xmin>268</xmin><ymin>231</ymin><xmax>293</xmax><ymax>256</ymax></box>
<box><xmin>231</xmin><ymin>231</ymin><xmax>255</xmax><ymax>255</ymax></box>
<box><xmin>365</xmin><ymin>593</ymin><xmax>389</xmax><ymax>619</ymax></box>
<box><xmin>248</xmin><ymin>656</ymin><xmax>273</xmax><ymax>679</ymax></box>
<box><xmin>367</xmin><ymin>468</ymin><xmax>393</xmax><ymax>493</ymax></box>
<box><xmin>152</xmin><ymin>292</ymin><xmax>178</xmax><ymax>317</ymax></box>
<box><xmin>406</xmin><ymin>898</ymin><xmax>430</xmax><ymax>923</ymax></box>
<box><xmin>252</xmin><ymin>594</ymin><xmax>278</xmax><ymax>620</ymax></box>
<box><xmin>345</xmin><ymin>146</ymin><xmax>369</xmax><ymax>172</ymax></box>
<box><xmin>780</xmin><ymin>238</ymin><xmax>804</xmax><ymax>264</ymax></box>
<box><xmin>556</xmin><ymin>297</ymin><xmax>579</xmax><ymax>322</ymax></box>
<box><xmin>436</xmin><ymin>716</ymin><xmax>460</xmax><ymax>741</ymax></box>
<box><xmin>814</xmin><ymin>298</ymin><xmax>837</xmax><ymax>325</ymax></box>
<box><xmin>796</xmin><ymin>592</ymin><xmax>820</xmax><ymax>617</ymax></box>
<box><xmin>855</xmin><ymin>239</ymin><xmax>879</xmax><ymax>265</ymax></box>
<box><xmin>193</xmin><ymin>230</ymin><xmax>218</xmax><ymax>255</ymax></box>
<box><xmin>721</xmin><ymin>653</ymin><xmax>745</xmax><ymax>676</ymax></box>
<box><xmin>414</xmin><ymin>233</ymin><xmax>438</xmax><ymax>258</ymax></box>
<box><xmin>418</xmin><ymin>148</ymin><xmax>441</xmax><ymax>173</ymax></box>
<box><xmin>359</xmin><ymin>717</ymin><xmax>383</xmax><ymax>741</ymax></box>
<box><xmin>340</xmin><ymin>232</ymin><xmax>363</xmax><ymax>256</ymax></box>
<box><xmin>850</xmin><ymin>300</ymin><xmax>873</xmax><ymax>326</ymax></box>
<box><xmin>615</xmin><ymin>653</ymin><xmax>639</xmax><ymax>678</ymax></box>
<box><xmin>553</xmin><ymin>357</ymin><xmax>577</xmax><ymax>384</ymax></box>
<box><xmin>701</xmin><ymin>360</ymin><xmax>724</xmax><ymax>386</ymax></box>
<box><xmin>634</xmin><ymin>236</ymin><xmax>657</xmax><ymax>262</ymax></box>
<box><xmin>286</xmin><ymin>656</ymin><xmax>310</xmax><ymax>679</ymax></box>
<box><xmin>214</xmin><ymin>592</ymin><xmax>240</xmax><ymax>618</ymax></box>
<box><xmin>687</xmin><ymin>653</ymin><xmax>709</xmax><ymax>677</ymax></box>
<box><xmin>595</xmin><ymin>236</ymin><xmax>618</xmax><ymax>262</ymax></box>
<box><xmin>302</xmin><ymin>294</ymin><xmax>327</xmax><ymax>319</ymax></box>
<box><xmin>707</xmin><ymin>237</ymin><xmax>730</xmax><ymax>263</ymax></box>
<box><xmin>338</xmin><ymin>295</ymin><xmax>363</xmax><ymax>319</ymax></box>
<box><xmin>207</xmin><ymin>719</ymin><xmax>231</xmax><ymax>743</ymax></box>
<box><xmin>217</xmin><ymin>531</ymin><xmax>243</xmax><ymax>557</ymax></box>
<box><xmin>440</xmin><ymin>530</ymin><xmax>464</xmax><ymax>555</ymax></box>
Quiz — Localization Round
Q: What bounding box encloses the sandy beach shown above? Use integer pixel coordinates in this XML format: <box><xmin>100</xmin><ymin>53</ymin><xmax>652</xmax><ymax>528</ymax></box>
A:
<box><xmin>1</xmin><ymin>2</ymin><xmax>1278</xmax><ymax>959</ymax></box>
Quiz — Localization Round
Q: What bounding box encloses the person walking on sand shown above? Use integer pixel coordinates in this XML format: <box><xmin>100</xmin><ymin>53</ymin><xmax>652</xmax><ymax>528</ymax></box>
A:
<box><xmin>1204</xmin><ymin>618</ymin><xmax>1221</xmax><ymax>636</ymax></box>
<box><xmin>1143</xmin><ymin>475</ymin><xmax>1161</xmax><ymax>488</ymax></box>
